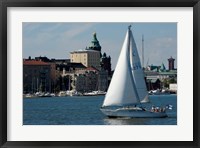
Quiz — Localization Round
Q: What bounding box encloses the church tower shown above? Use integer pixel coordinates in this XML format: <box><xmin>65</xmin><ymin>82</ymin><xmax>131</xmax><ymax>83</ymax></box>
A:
<box><xmin>168</xmin><ymin>56</ymin><xmax>175</xmax><ymax>70</ymax></box>
<box><xmin>88</xmin><ymin>32</ymin><xmax>102</xmax><ymax>52</ymax></box>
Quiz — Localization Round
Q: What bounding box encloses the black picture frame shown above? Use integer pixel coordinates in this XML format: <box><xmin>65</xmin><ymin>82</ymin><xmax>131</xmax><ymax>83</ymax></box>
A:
<box><xmin>0</xmin><ymin>0</ymin><xmax>199</xmax><ymax>147</ymax></box>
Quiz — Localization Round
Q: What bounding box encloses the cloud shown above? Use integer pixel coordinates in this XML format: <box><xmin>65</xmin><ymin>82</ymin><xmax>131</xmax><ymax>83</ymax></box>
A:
<box><xmin>23</xmin><ymin>23</ymin><xmax>97</xmax><ymax>59</ymax></box>
<box><xmin>154</xmin><ymin>37</ymin><xmax>175</xmax><ymax>48</ymax></box>
<box><xmin>62</xmin><ymin>23</ymin><xmax>96</xmax><ymax>39</ymax></box>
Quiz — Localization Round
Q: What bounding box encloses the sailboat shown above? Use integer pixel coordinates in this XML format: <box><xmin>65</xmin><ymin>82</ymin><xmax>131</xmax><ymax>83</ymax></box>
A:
<box><xmin>100</xmin><ymin>26</ymin><xmax>168</xmax><ymax>118</ymax></box>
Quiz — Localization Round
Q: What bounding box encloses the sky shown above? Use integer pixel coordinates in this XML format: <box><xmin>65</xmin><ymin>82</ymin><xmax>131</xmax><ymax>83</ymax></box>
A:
<box><xmin>23</xmin><ymin>23</ymin><xmax>177</xmax><ymax>70</ymax></box>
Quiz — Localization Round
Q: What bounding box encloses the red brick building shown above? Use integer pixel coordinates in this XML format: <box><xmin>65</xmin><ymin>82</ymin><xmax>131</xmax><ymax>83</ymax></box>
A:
<box><xmin>23</xmin><ymin>60</ymin><xmax>51</xmax><ymax>93</ymax></box>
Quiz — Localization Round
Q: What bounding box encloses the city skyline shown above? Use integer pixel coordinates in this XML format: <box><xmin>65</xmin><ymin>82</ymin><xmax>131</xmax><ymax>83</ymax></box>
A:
<box><xmin>23</xmin><ymin>22</ymin><xmax>177</xmax><ymax>70</ymax></box>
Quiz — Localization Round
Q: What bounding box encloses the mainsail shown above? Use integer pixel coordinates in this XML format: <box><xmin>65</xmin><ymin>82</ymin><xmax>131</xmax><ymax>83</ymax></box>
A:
<box><xmin>102</xmin><ymin>27</ymin><xmax>140</xmax><ymax>107</ymax></box>
<box><xmin>103</xmin><ymin>26</ymin><xmax>149</xmax><ymax>107</ymax></box>
<box><xmin>129</xmin><ymin>29</ymin><xmax>149</xmax><ymax>103</ymax></box>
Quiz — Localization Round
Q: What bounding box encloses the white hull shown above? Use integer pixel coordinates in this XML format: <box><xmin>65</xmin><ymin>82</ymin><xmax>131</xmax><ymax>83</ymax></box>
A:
<box><xmin>101</xmin><ymin>107</ymin><xmax>167</xmax><ymax>118</ymax></box>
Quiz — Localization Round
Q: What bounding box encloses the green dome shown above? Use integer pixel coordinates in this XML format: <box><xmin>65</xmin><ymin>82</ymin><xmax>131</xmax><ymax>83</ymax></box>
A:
<box><xmin>89</xmin><ymin>32</ymin><xmax>101</xmax><ymax>51</ymax></box>
<box><xmin>159</xmin><ymin>63</ymin><xmax>166</xmax><ymax>72</ymax></box>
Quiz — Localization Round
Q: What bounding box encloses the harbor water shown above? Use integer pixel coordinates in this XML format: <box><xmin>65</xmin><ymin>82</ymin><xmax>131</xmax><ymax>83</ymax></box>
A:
<box><xmin>23</xmin><ymin>95</ymin><xmax>177</xmax><ymax>125</ymax></box>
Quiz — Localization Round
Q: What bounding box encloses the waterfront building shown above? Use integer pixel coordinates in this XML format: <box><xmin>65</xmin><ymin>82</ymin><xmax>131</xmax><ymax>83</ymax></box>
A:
<box><xmin>169</xmin><ymin>83</ymin><xmax>177</xmax><ymax>93</ymax></box>
<box><xmin>68</xmin><ymin>66</ymin><xmax>108</xmax><ymax>92</ymax></box>
<box><xmin>145</xmin><ymin>70</ymin><xmax>177</xmax><ymax>90</ymax></box>
<box><xmin>146</xmin><ymin>78</ymin><xmax>161</xmax><ymax>90</ymax></box>
<box><xmin>72</xmin><ymin>67</ymin><xmax>98</xmax><ymax>92</ymax></box>
<box><xmin>145</xmin><ymin>70</ymin><xmax>177</xmax><ymax>80</ymax></box>
<box><xmin>70</xmin><ymin>32</ymin><xmax>112</xmax><ymax>73</ymax></box>
<box><xmin>70</xmin><ymin>49</ymin><xmax>100</xmax><ymax>70</ymax></box>
<box><xmin>144</xmin><ymin>57</ymin><xmax>177</xmax><ymax>91</ymax></box>
<box><xmin>70</xmin><ymin>32</ymin><xmax>102</xmax><ymax>70</ymax></box>
<box><xmin>98</xmin><ymin>69</ymin><xmax>108</xmax><ymax>91</ymax></box>
<box><xmin>57</xmin><ymin>62</ymin><xmax>86</xmax><ymax>91</ymax></box>
<box><xmin>100</xmin><ymin>52</ymin><xmax>112</xmax><ymax>75</ymax></box>
<box><xmin>23</xmin><ymin>60</ymin><xmax>51</xmax><ymax>93</ymax></box>
<box><xmin>30</xmin><ymin>56</ymin><xmax>87</xmax><ymax>92</ymax></box>
<box><xmin>58</xmin><ymin>62</ymin><xmax>86</xmax><ymax>74</ymax></box>
<box><xmin>88</xmin><ymin>32</ymin><xmax>111</xmax><ymax>76</ymax></box>
<box><xmin>168</xmin><ymin>56</ymin><xmax>175</xmax><ymax>70</ymax></box>
<box><xmin>27</xmin><ymin>56</ymin><xmax>58</xmax><ymax>92</ymax></box>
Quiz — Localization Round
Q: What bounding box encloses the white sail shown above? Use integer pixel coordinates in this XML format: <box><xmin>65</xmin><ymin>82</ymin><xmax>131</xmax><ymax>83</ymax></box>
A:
<box><xmin>102</xmin><ymin>29</ymin><xmax>139</xmax><ymax>107</ymax></box>
<box><xmin>129</xmin><ymin>30</ymin><xmax>149</xmax><ymax>103</ymax></box>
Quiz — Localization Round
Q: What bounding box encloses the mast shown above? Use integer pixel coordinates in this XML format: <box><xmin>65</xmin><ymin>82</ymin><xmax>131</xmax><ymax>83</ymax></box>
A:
<box><xmin>37</xmin><ymin>78</ymin><xmax>39</xmax><ymax>92</ymax></box>
<box><xmin>32</xmin><ymin>77</ymin><xmax>34</xmax><ymax>93</ymax></box>
<box><xmin>142</xmin><ymin>34</ymin><xmax>144</xmax><ymax>69</ymax></box>
<box><xmin>68</xmin><ymin>75</ymin><xmax>70</xmax><ymax>91</ymax></box>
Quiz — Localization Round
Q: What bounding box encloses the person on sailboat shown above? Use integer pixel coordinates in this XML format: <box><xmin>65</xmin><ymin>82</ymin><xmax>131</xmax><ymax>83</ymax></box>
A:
<box><xmin>151</xmin><ymin>106</ymin><xmax>155</xmax><ymax>112</ymax></box>
<box><xmin>160</xmin><ymin>107</ymin><xmax>166</xmax><ymax>112</ymax></box>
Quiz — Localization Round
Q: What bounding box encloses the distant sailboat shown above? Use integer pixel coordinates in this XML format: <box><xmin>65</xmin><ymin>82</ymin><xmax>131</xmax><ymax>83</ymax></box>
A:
<box><xmin>100</xmin><ymin>26</ymin><xmax>168</xmax><ymax>118</ymax></box>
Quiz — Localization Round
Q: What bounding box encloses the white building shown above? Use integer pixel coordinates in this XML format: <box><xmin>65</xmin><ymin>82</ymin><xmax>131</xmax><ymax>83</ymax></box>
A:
<box><xmin>70</xmin><ymin>49</ymin><xmax>100</xmax><ymax>70</ymax></box>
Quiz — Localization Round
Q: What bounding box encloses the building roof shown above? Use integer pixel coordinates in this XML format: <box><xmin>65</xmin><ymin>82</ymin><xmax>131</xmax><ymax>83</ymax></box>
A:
<box><xmin>70</xmin><ymin>49</ymin><xmax>100</xmax><ymax>53</ymax></box>
<box><xmin>23</xmin><ymin>60</ymin><xmax>50</xmax><ymax>66</ymax></box>
<box><xmin>51</xmin><ymin>59</ymin><xmax>70</xmax><ymax>64</ymax></box>
<box><xmin>85</xmin><ymin>66</ymin><xmax>99</xmax><ymax>71</ymax></box>
<box><xmin>168</xmin><ymin>56</ymin><xmax>175</xmax><ymax>61</ymax></box>
<box><xmin>67</xmin><ymin>62</ymin><xmax>86</xmax><ymax>69</ymax></box>
<box><xmin>159</xmin><ymin>71</ymin><xmax>177</xmax><ymax>75</ymax></box>
<box><xmin>35</xmin><ymin>56</ymin><xmax>51</xmax><ymax>62</ymax></box>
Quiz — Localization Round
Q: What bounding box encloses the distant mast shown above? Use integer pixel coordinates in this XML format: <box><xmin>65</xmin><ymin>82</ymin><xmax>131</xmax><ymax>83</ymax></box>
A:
<box><xmin>142</xmin><ymin>34</ymin><xmax>144</xmax><ymax>69</ymax></box>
